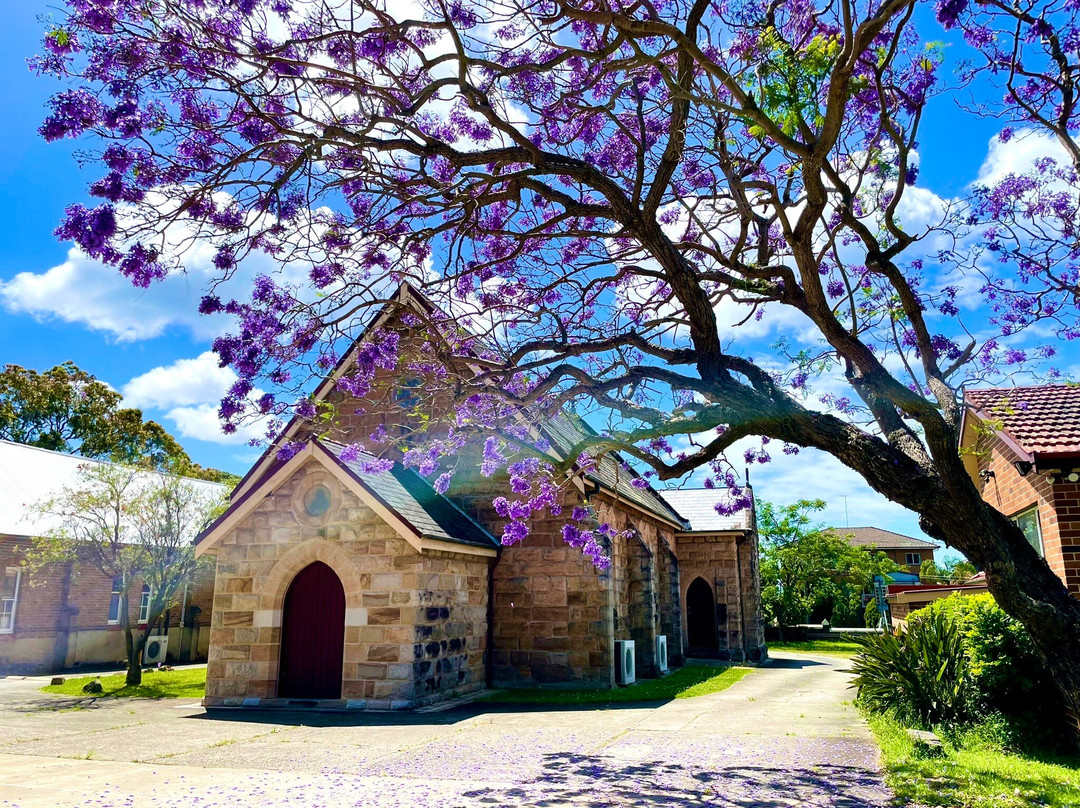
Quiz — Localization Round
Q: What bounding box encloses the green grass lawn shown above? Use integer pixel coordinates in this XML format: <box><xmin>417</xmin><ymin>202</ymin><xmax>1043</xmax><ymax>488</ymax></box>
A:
<box><xmin>482</xmin><ymin>664</ymin><xmax>751</xmax><ymax>706</ymax></box>
<box><xmin>868</xmin><ymin>713</ymin><xmax>1080</xmax><ymax>808</ymax></box>
<box><xmin>768</xmin><ymin>638</ymin><xmax>863</xmax><ymax>657</ymax></box>
<box><xmin>41</xmin><ymin>667</ymin><xmax>207</xmax><ymax>699</ymax></box>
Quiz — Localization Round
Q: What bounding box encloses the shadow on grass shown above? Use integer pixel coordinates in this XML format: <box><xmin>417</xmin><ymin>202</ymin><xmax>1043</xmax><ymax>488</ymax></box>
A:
<box><xmin>458</xmin><ymin>751</ymin><xmax>891</xmax><ymax>807</ymax></box>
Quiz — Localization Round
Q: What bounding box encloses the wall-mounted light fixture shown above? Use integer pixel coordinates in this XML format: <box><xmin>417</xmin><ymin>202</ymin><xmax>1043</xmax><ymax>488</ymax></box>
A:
<box><xmin>979</xmin><ymin>469</ymin><xmax>995</xmax><ymax>482</ymax></box>
<box><xmin>1012</xmin><ymin>460</ymin><xmax>1034</xmax><ymax>477</ymax></box>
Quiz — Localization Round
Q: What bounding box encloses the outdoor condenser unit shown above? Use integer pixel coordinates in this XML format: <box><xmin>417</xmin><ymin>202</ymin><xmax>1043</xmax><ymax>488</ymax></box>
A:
<box><xmin>655</xmin><ymin>635</ymin><xmax>669</xmax><ymax>673</ymax></box>
<box><xmin>615</xmin><ymin>639</ymin><xmax>636</xmax><ymax>685</ymax></box>
<box><xmin>143</xmin><ymin>634</ymin><xmax>169</xmax><ymax>665</ymax></box>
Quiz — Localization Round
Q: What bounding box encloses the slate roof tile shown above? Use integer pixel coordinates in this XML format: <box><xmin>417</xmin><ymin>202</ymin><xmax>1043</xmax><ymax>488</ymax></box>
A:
<box><xmin>657</xmin><ymin>489</ymin><xmax>751</xmax><ymax>532</ymax></box>
<box><xmin>319</xmin><ymin>440</ymin><xmax>499</xmax><ymax>549</ymax></box>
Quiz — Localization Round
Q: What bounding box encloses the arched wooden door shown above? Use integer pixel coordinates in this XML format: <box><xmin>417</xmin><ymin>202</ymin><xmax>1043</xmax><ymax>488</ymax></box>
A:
<box><xmin>278</xmin><ymin>562</ymin><xmax>345</xmax><ymax>699</ymax></box>
<box><xmin>686</xmin><ymin>577</ymin><xmax>719</xmax><ymax>652</ymax></box>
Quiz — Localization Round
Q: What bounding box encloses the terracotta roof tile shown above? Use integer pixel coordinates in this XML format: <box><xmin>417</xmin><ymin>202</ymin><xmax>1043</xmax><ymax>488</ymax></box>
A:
<box><xmin>826</xmin><ymin>526</ymin><xmax>938</xmax><ymax>550</ymax></box>
<box><xmin>966</xmin><ymin>385</ymin><xmax>1080</xmax><ymax>456</ymax></box>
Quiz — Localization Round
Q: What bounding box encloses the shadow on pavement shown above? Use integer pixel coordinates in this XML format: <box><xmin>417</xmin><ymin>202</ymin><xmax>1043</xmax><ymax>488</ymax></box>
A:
<box><xmin>460</xmin><ymin>751</ymin><xmax>890</xmax><ymax>807</ymax></box>
<box><xmin>187</xmin><ymin>698</ymin><xmax>659</xmax><ymax>728</ymax></box>
<box><xmin>760</xmin><ymin>656</ymin><xmax>827</xmax><ymax>669</ymax></box>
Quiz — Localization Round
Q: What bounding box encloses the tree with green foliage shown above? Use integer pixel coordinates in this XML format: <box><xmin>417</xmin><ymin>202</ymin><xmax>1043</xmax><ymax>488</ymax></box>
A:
<box><xmin>26</xmin><ymin>462</ymin><xmax>224</xmax><ymax>685</ymax></box>
<box><xmin>920</xmin><ymin>558</ymin><xmax>943</xmax><ymax>584</ymax></box>
<box><xmin>0</xmin><ymin>363</ymin><xmax>236</xmax><ymax>484</ymax></box>
<box><xmin>759</xmin><ymin>499</ymin><xmax>899</xmax><ymax>633</ymax></box>
<box><xmin>921</xmin><ymin>557</ymin><xmax>979</xmax><ymax>584</ymax></box>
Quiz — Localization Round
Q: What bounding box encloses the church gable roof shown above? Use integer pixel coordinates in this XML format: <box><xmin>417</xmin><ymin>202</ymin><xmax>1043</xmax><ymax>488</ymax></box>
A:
<box><xmin>195</xmin><ymin>440</ymin><xmax>498</xmax><ymax>556</ymax></box>
<box><xmin>540</xmin><ymin>413</ymin><xmax>687</xmax><ymax>528</ymax></box>
<box><xmin>320</xmin><ymin>441</ymin><xmax>498</xmax><ymax>550</ymax></box>
<box><xmin>231</xmin><ymin>283</ymin><xmax>687</xmax><ymax>531</ymax></box>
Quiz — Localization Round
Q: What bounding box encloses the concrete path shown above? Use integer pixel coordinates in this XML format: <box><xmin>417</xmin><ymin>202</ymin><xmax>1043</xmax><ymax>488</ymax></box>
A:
<box><xmin>0</xmin><ymin>652</ymin><xmax>892</xmax><ymax>807</ymax></box>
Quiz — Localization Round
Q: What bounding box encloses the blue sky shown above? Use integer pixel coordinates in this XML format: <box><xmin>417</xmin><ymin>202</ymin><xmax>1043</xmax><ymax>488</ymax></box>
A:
<box><xmin>0</xmin><ymin>4</ymin><xmax>1070</xmax><ymax>561</ymax></box>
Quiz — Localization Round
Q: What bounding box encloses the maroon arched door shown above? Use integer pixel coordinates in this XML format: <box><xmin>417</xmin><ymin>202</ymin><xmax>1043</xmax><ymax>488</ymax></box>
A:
<box><xmin>278</xmin><ymin>562</ymin><xmax>345</xmax><ymax>699</ymax></box>
<box><xmin>686</xmin><ymin>577</ymin><xmax>719</xmax><ymax>653</ymax></box>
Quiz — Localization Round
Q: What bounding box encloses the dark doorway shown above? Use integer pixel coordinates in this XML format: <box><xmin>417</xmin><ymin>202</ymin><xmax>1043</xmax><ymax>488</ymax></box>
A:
<box><xmin>686</xmin><ymin>577</ymin><xmax>719</xmax><ymax>652</ymax></box>
<box><xmin>278</xmin><ymin>561</ymin><xmax>345</xmax><ymax>699</ymax></box>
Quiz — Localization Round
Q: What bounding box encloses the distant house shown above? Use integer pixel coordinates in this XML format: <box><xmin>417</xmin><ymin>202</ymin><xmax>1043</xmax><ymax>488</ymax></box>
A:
<box><xmin>961</xmin><ymin>385</ymin><xmax>1080</xmax><ymax>596</ymax></box>
<box><xmin>885</xmin><ymin>573</ymin><xmax>991</xmax><ymax>622</ymax></box>
<box><xmin>828</xmin><ymin>526</ymin><xmax>938</xmax><ymax>581</ymax></box>
<box><xmin>0</xmin><ymin>440</ymin><xmax>224</xmax><ymax>674</ymax></box>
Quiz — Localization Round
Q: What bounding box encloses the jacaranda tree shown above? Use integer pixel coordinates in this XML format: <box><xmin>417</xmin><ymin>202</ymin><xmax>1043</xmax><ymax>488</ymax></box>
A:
<box><xmin>32</xmin><ymin>0</ymin><xmax>1080</xmax><ymax>721</ymax></box>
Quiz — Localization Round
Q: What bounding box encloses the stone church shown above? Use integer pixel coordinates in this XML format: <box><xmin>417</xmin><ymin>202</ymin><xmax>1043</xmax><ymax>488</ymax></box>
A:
<box><xmin>196</xmin><ymin>285</ymin><xmax>765</xmax><ymax>709</ymax></box>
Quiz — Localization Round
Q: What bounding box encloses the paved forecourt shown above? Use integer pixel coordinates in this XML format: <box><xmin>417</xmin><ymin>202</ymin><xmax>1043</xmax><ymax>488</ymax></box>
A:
<box><xmin>0</xmin><ymin>652</ymin><xmax>890</xmax><ymax>807</ymax></box>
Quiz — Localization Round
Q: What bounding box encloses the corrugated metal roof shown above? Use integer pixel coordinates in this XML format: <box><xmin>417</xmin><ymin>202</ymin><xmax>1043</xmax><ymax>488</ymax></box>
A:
<box><xmin>827</xmin><ymin>526</ymin><xmax>938</xmax><ymax>550</ymax></box>
<box><xmin>658</xmin><ymin>488</ymin><xmax>752</xmax><ymax>532</ymax></box>
<box><xmin>320</xmin><ymin>441</ymin><xmax>499</xmax><ymax>549</ymax></box>
<box><xmin>0</xmin><ymin>439</ymin><xmax>227</xmax><ymax>539</ymax></box>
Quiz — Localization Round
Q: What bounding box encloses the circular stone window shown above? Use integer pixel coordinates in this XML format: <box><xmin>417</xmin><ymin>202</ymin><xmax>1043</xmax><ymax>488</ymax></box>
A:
<box><xmin>303</xmin><ymin>484</ymin><xmax>333</xmax><ymax>518</ymax></box>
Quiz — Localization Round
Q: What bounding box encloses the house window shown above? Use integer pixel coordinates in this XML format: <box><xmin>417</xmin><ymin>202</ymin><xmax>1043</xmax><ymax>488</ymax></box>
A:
<box><xmin>0</xmin><ymin>567</ymin><xmax>21</xmax><ymax>633</ymax></box>
<box><xmin>138</xmin><ymin>584</ymin><xmax>152</xmax><ymax>624</ymax></box>
<box><xmin>905</xmin><ymin>552</ymin><xmax>921</xmax><ymax>566</ymax></box>
<box><xmin>107</xmin><ymin>577</ymin><xmax>122</xmax><ymax>624</ymax></box>
<box><xmin>1014</xmin><ymin>507</ymin><xmax>1044</xmax><ymax>556</ymax></box>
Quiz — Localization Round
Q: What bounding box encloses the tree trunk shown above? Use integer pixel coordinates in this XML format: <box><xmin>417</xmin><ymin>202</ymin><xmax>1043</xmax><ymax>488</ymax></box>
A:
<box><xmin>119</xmin><ymin>591</ymin><xmax>142</xmax><ymax>686</ymax></box>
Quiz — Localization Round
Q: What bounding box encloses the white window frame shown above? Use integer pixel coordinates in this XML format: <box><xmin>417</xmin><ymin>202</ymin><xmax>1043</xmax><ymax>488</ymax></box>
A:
<box><xmin>1</xmin><ymin>567</ymin><xmax>21</xmax><ymax>634</ymax></box>
<box><xmin>107</xmin><ymin>577</ymin><xmax>123</xmax><ymax>625</ymax></box>
<box><xmin>138</xmin><ymin>584</ymin><xmax>152</xmax><ymax>624</ymax></box>
<box><xmin>905</xmin><ymin>552</ymin><xmax>921</xmax><ymax>566</ymax></box>
<box><xmin>1013</xmin><ymin>506</ymin><xmax>1044</xmax><ymax>557</ymax></box>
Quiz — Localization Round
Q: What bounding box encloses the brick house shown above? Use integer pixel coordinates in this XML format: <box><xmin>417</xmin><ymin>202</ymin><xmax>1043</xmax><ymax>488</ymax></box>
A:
<box><xmin>828</xmin><ymin>526</ymin><xmax>938</xmax><ymax>578</ymax></box>
<box><xmin>196</xmin><ymin>285</ymin><xmax>765</xmax><ymax>709</ymax></box>
<box><xmin>0</xmin><ymin>440</ymin><xmax>224</xmax><ymax>674</ymax></box>
<box><xmin>961</xmin><ymin>385</ymin><xmax>1080</xmax><ymax>596</ymax></box>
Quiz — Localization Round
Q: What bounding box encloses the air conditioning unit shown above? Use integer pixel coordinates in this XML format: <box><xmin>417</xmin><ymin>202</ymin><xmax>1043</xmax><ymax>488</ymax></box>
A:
<box><xmin>615</xmin><ymin>639</ymin><xmax>636</xmax><ymax>685</ymax></box>
<box><xmin>143</xmin><ymin>634</ymin><xmax>169</xmax><ymax>665</ymax></box>
<box><xmin>655</xmin><ymin>635</ymin><xmax>669</xmax><ymax>673</ymax></box>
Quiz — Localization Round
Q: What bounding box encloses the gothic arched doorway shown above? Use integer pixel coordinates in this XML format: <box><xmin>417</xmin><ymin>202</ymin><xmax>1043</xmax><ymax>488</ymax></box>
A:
<box><xmin>686</xmin><ymin>577</ymin><xmax>719</xmax><ymax>653</ymax></box>
<box><xmin>278</xmin><ymin>561</ymin><xmax>345</xmax><ymax>699</ymax></box>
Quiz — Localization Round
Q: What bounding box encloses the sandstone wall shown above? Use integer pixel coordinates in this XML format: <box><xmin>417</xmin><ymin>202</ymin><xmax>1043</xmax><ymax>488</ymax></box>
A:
<box><xmin>204</xmin><ymin>459</ymin><xmax>490</xmax><ymax>709</ymax></box>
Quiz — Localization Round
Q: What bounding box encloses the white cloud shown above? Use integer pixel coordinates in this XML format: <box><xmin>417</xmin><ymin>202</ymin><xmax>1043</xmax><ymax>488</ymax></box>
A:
<box><xmin>122</xmin><ymin>352</ymin><xmax>267</xmax><ymax>446</ymax></box>
<box><xmin>975</xmin><ymin>130</ymin><xmax>1070</xmax><ymax>187</ymax></box>
<box><xmin>122</xmin><ymin>351</ymin><xmax>236</xmax><ymax>410</ymax></box>
<box><xmin>670</xmin><ymin>436</ymin><xmax>941</xmax><ymax>548</ymax></box>
<box><xmin>163</xmin><ymin>402</ymin><xmax>265</xmax><ymax>446</ymax></box>
<box><xmin>0</xmin><ymin>248</ymin><xmax>225</xmax><ymax>342</ymax></box>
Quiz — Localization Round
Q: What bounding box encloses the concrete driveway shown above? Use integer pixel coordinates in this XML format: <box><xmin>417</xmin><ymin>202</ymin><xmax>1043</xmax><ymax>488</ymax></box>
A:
<box><xmin>0</xmin><ymin>652</ymin><xmax>892</xmax><ymax>807</ymax></box>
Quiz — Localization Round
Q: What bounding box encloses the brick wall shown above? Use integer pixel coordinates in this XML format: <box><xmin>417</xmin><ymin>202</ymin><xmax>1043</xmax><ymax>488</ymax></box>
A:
<box><xmin>976</xmin><ymin>432</ymin><xmax>1080</xmax><ymax>595</ymax></box>
<box><xmin>205</xmin><ymin>459</ymin><xmax>491</xmax><ymax>709</ymax></box>
<box><xmin>0</xmin><ymin>535</ymin><xmax>214</xmax><ymax>673</ymax></box>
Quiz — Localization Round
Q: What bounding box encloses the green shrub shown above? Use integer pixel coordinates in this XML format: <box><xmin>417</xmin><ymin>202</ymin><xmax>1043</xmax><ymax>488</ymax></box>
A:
<box><xmin>917</xmin><ymin>594</ymin><xmax>1063</xmax><ymax>743</ymax></box>
<box><xmin>850</xmin><ymin>609</ymin><xmax>971</xmax><ymax>728</ymax></box>
<box><xmin>852</xmin><ymin>593</ymin><xmax>1068</xmax><ymax>751</ymax></box>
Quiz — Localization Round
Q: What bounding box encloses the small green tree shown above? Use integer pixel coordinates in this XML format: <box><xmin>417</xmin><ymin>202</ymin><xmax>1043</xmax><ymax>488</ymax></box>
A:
<box><xmin>0</xmin><ymin>362</ymin><xmax>238</xmax><ymax>484</ymax></box>
<box><xmin>920</xmin><ymin>558</ymin><xmax>943</xmax><ymax>584</ymax></box>
<box><xmin>759</xmin><ymin>500</ymin><xmax>899</xmax><ymax>633</ymax></box>
<box><xmin>947</xmin><ymin>560</ymin><xmax>978</xmax><ymax>584</ymax></box>
<box><xmin>27</xmin><ymin>462</ymin><xmax>224</xmax><ymax>685</ymax></box>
